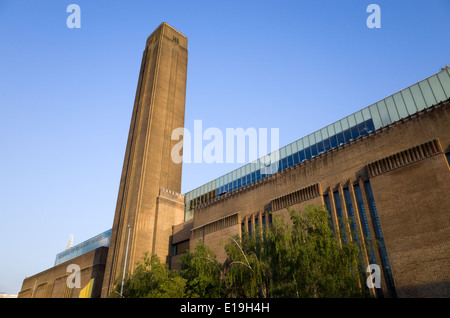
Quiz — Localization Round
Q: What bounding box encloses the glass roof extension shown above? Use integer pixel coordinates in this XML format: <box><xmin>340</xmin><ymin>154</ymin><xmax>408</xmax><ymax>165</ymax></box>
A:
<box><xmin>54</xmin><ymin>229</ymin><xmax>112</xmax><ymax>266</ymax></box>
<box><xmin>183</xmin><ymin>68</ymin><xmax>450</xmax><ymax>221</ymax></box>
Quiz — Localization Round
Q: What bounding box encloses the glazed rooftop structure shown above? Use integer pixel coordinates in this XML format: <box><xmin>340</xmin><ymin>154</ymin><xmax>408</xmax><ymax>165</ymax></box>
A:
<box><xmin>183</xmin><ymin>68</ymin><xmax>450</xmax><ymax>220</ymax></box>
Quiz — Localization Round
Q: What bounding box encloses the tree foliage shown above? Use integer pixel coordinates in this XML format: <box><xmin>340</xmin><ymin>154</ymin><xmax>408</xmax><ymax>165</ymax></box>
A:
<box><xmin>223</xmin><ymin>204</ymin><xmax>367</xmax><ymax>297</ymax></box>
<box><xmin>178</xmin><ymin>243</ymin><xmax>226</xmax><ymax>298</ymax></box>
<box><xmin>110</xmin><ymin>253</ymin><xmax>186</xmax><ymax>298</ymax></box>
<box><xmin>109</xmin><ymin>204</ymin><xmax>371</xmax><ymax>298</ymax></box>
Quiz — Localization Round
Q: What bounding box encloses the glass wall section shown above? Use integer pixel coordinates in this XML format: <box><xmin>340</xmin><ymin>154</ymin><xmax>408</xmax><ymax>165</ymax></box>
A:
<box><xmin>377</xmin><ymin>100</ymin><xmax>391</xmax><ymax>126</ymax></box>
<box><xmin>315</xmin><ymin>131</ymin><xmax>324</xmax><ymax>155</ymax></box>
<box><xmin>428</xmin><ymin>75</ymin><xmax>447</xmax><ymax>102</ymax></box>
<box><xmin>384</xmin><ymin>97</ymin><xmax>400</xmax><ymax>122</ymax></box>
<box><xmin>334</xmin><ymin>120</ymin><xmax>345</xmax><ymax>146</ymax></box>
<box><xmin>321</xmin><ymin>127</ymin><xmax>330</xmax><ymax>152</ymax></box>
<box><xmin>347</xmin><ymin>114</ymin><xmax>357</xmax><ymax>141</ymax></box>
<box><xmin>291</xmin><ymin>141</ymin><xmax>299</xmax><ymax>165</ymax></box>
<box><xmin>437</xmin><ymin>69</ymin><xmax>450</xmax><ymax>98</ymax></box>
<box><xmin>410</xmin><ymin>84</ymin><xmax>427</xmax><ymax>111</ymax></box>
<box><xmin>303</xmin><ymin>136</ymin><xmax>311</xmax><ymax>159</ymax></box>
<box><xmin>341</xmin><ymin>117</ymin><xmax>351</xmax><ymax>142</ymax></box>
<box><xmin>401</xmin><ymin>88</ymin><xmax>417</xmax><ymax>115</ymax></box>
<box><xmin>309</xmin><ymin>134</ymin><xmax>317</xmax><ymax>157</ymax></box>
<box><xmin>184</xmin><ymin>69</ymin><xmax>450</xmax><ymax>221</ymax></box>
<box><xmin>364</xmin><ymin>181</ymin><xmax>397</xmax><ymax>297</ymax></box>
<box><xmin>354</xmin><ymin>183</ymin><xmax>384</xmax><ymax>298</ymax></box>
<box><xmin>353</xmin><ymin>184</ymin><xmax>376</xmax><ymax>264</ymax></box>
<box><xmin>333</xmin><ymin>191</ymin><xmax>347</xmax><ymax>243</ymax></box>
<box><xmin>323</xmin><ymin>194</ymin><xmax>334</xmax><ymax>233</ymax></box>
<box><xmin>392</xmin><ymin>92</ymin><xmax>408</xmax><ymax>118</ymax></box>
<box><xmin>54</xmin><ymin>229</ymin><xmax>112</xmax><ymax>266</ymax></box>
<box><xmin>343</xmin><ymin>188</ymin><xmax>359</xmax><ymax>244</ymax></box>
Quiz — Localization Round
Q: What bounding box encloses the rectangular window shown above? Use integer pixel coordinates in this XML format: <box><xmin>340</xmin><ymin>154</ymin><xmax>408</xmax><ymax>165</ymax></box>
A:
<box><xmin>354</xmin><ymin>183</ymin><xmax>383</xmax><ymax>298</ymax></box>
<box><xmin>317</xmin><ymin>140</ymin><xmax>324</xmax><ymax>154</ymax></box>
<box><xmin>329</xmin><ymin>134</ymin><xmax>338</xmax><ymax>148</ymax></box>
<box><xmin>343</xmin><ymin>188</ymin><xmax>359</xmax><ymax>244</ymax></box>
<box><xmin>333</xmin><ymin>191</ymin><xmax>347</xmax><ymax>243</ymax></box>
<box><xmin>315</xmin><ymin>131</ymin><xmax>324</xmax><ymax>154</ymax></box>
<box><xmin>357</xmin><ymin>122</ymin><xmax>367</xmax><ymax>136</ymax></box>
<box><xmin>323</xmin><ymin>194</ymin><xmax>334</xmax><ymax>233</ymax></box>
<box><xmin>287</xmin><ymin>154</ymin><xmax>293</xmax><ymax>168</ymax></box>
<box><xmin>281</xmin><ymin>157</ymin><xmax>287</xmax><ymax>170</ymax></box>
<box><xmin>353</xmin><ymin>184</ymin><xmax>376</xmax><ymax>264</ymax></box>
<box><xmin>304</xmin><ymin>146</ymin><xmax>311</xmax><ymax>160</ymax></box>
<box><xmin>173</xmin><ymin>240</ymin><xmax>190</xmax><ymax>256</ymax></box>
<box><xmin>369</xmin><ymin>104</ymin><xmax>383</xmax><ymax>130</ymax></box>
<box><xmin>248</xmin><ymin>219</ymin><xmax>252</xmax><ymax>236</ymax></box>
<box><xmin>311</xmin><ymin>143</ymin><xmax>318</xmax><ymax>157</ymax></box>
<box><xmin>365</xmin><ymin>181</ymin><xmax>397</xmax><ymax>297</ymax></box>
<box><xmin>293</xmin><ymin>151</ymin><xmax>300</xmax><ymax>165</ymax></box>
<box><xmin>343</xmin><ymin>128</ymin><xmax>352</xmax><ymax>143</ymax></box>
<box><xmin>299</xmin><ymin>149</ymin><xmax>306</xmax><ymax>162</ymax></box>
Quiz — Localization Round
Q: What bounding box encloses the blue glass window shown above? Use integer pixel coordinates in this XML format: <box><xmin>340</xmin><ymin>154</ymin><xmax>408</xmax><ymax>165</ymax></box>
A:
<box><xmin>299</xmin><ymin>149</ymin><xmax>306</xmax><ymax>162</ymax></box>
<box><xmin>350</xmin><ymin>125</ymin><xmax>359</xmax><ymax>140</ymax></box>
<box><xmin>336</xmin><ymin>132</ymin><xmax>344</xmax><ymax>145</ymax></box>
<box><xmin>287</xmin><ymin>154</ymin><xmax>293</xmax><ymax>167</ymax></box>
<box><xmin>354</xmin><ymin>184</ymin><xmax>376</xmax><ymax>264</ymax></box>
<box><xmin>343</xmin><ymin>128</ymin><xmax>352</xmax><ymax>142</ymax></box>
<box><xmin>293</xmin><ymin>151</ymin><xmax>300</xmax><ymax>165</ymax></box>
<box><xmin>324</xmin><ymin>194</ymin><xmax>334</xmax><ymax>233</ymax></box>
<box><xmin>323</xmin><ymin>137</ymin><xmax>331</xmax><ymax>151</ymax></box>
<box><xmin>330</xmin><ymin>134</ymin><xmax>338</xmax><ymax>148</ymax></box>
<box><xmin>333</xmin><ymin>191</ymin><xmax>347</xmax><ymax>243</ymax></box>
<box><xmin>281</xmin><ymin>157</ymin><xmax>288</xmax><ymax>170</ymax></box>
<box><xmin>304</xmin><ymin>147</ymin><xmax>311</xmax><ymax>160</ymax></box>
<box><xmin>317</xmin><ymin>140</ymin><xmax>324</xmax><ymax>154</ymax></box>
<box><xmin>343</xmin><ymin>188</ymin><xmax>359</xmax><ymax>244</ymax></box>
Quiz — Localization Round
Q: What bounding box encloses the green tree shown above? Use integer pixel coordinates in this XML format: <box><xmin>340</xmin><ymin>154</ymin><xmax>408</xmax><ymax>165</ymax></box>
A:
<box><xmin>223</xmin><ymin>230</ymin><xmax>270</xmax><ymax>297</ymax></box>
<box><xmin>224</xmin><ymin>204</ymin><xmax>369</xmax><ymax>298</ymax></box>
<box><xmin>109</xmin><ymin>253</ymin><xmax>186</xmax><ymax>298</ymax></box>
<box><xmin>109</xmin><ymin>204</ymin><xmax>370</xmax><ymax>298</ymax></box>
<box><xmin>178</xmin><ymin>243</ymin><xmax>226</xmax><ymax>298</ymax></box>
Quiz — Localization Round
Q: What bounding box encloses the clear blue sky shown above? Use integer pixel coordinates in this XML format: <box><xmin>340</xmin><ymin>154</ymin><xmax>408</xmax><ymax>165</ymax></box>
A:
<box><xmin>0</xmin><ymin>0</ymin><xmax>449</xmax><ymax>295</ymax></box>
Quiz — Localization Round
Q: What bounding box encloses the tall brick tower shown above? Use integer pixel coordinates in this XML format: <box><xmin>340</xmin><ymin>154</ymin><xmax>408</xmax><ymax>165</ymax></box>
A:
<box><xmin>101</xmin><ymin>23</ymin><xmax>188</xmax><ymax>297</ymax></box>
